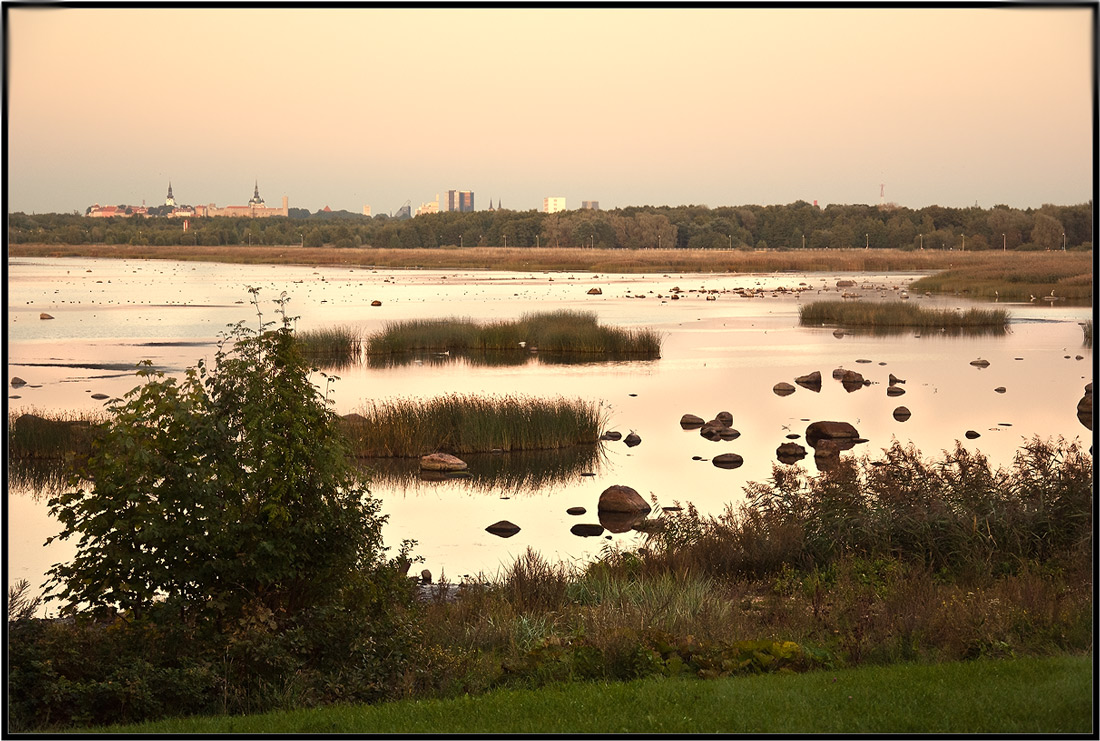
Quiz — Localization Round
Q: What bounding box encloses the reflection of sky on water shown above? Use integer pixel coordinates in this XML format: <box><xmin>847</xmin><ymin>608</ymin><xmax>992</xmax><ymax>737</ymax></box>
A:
<box><xmin>6</xmin><ymin>257</ymin><xmax>1093</xmax><ymax>607</ymax></box>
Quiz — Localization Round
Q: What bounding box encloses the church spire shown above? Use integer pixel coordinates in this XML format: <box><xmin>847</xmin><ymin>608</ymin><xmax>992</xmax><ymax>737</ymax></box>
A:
<box><xmin>248</xmin><ymin>180</ymin><xmax>265</xmax><ymax>207</ymax></box>
<box><xmin>165</xmin><ymin>181</ymin><xmax>175</xmax><ymax>207</ymax></box>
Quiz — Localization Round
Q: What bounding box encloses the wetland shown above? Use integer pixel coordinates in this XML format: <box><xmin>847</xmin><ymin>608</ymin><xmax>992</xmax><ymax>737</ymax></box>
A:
<box><xmin>6</xmin><ymin>253</ymin><xmax>1093</xmax><ymax>606</ymax></box>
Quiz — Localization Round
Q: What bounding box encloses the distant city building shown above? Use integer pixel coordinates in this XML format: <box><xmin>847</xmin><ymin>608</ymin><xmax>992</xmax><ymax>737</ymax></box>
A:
<box><xmin>581</xmin><ymin>200</ymin><xmax>599</xmax><ymax>210</ymax></box>
<box><xmin>87</xmin><ymin>204</ymin><xmax>144</xmax><ymax>218</ymax></box>
<box><xmin>395</xmin><ymin>203</ymin><xmax>412</xmax><ymax>219</ymax></box>
<box><xmin>543</xmin><ymin>196</ymin><xmax>566</xmax><ymax>214</ymax></box>
<box><xmin>447</xmin><ymin>190</ymin><xmax>474</xmax><ymax>213</ymax></box>
<box><xmin>196</xmin><ymin>182</ymin><xmax>289</xmax><ymax>218</ymax></box>
<box><xmin>363</xmin><ymin>205</ymin><xmax>372</xmax><ymax>216</ymax></box>
<box><xmin>416</xmin><ymin>194</ymin><xmax>440</xmax><ymax>216</ymax></box>
<box><xmin>165</xmin><ymin>182</ymin><xmax>176</xmax><ymax>207</ymax></box>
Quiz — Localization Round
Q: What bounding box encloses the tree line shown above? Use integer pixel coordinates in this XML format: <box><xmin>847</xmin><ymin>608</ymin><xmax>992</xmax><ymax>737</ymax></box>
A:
<box><xmin>7</xmin><ymin>201</ymin><xmax>1093</xmax><ymax>252</ymax></box>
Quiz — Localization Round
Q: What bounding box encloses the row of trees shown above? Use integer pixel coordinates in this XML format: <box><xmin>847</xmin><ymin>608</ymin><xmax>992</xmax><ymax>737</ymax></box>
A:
<box><xmin>8</xmin><ymin>201</ymin><xmax>1092</xmax><ymax>252</ymax></box>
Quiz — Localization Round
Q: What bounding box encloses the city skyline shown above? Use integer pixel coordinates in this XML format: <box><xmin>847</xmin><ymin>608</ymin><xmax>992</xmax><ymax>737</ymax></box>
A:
<box><xmin>6</xmin><ymin>7</ymin><xmax>1094</xmax><ymax>215</ymax></box>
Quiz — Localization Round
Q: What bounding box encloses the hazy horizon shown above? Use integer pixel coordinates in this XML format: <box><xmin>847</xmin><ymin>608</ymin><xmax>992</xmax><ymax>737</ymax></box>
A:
<box><xmin>6</xmin><ymin>6</ymin><xmax>1095</xmax><ymax>215</ymax></box>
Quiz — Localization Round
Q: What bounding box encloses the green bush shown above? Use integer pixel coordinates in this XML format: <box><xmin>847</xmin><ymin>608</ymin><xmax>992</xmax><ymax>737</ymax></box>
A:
<box><xmin>10</xmin><ymin>290</ymin><xmax>419</xmax><ymax>731</ymax></box>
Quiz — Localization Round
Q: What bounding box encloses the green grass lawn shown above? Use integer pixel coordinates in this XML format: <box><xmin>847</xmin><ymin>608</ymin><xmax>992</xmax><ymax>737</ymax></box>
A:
<box><xmin>87</xmin><ymin>654</ymin><xmax>1092</xmax><ymax>735</ymax></box>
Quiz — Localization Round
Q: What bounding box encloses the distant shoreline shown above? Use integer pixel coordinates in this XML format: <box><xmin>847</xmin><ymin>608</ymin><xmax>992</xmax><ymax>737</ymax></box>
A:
<box><xmin>9</xmin><ymin>243</ymin><xmax>1089</xmax><ymax>275</ymax></box>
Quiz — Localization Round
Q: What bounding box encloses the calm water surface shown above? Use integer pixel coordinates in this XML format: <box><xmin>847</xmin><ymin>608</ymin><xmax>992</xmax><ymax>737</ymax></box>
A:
<box><xmin>6</xmin><ymin>257</ymin><xmax>1093</xmax><ymax>609</ymax></box>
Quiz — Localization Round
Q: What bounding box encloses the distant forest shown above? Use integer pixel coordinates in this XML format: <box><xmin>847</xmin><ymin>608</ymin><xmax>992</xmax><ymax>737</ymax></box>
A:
<box><xmin>7</xmin><ymin>201</ymin><xmax>1092</xmax><ymax>252</ymax></box>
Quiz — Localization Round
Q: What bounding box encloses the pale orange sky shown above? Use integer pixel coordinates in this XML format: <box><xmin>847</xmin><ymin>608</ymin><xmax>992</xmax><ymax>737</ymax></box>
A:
<box><xmin>5</xmin><ymin>6</ymin><xmax>1094</xmax><ymax>213</ymax></box>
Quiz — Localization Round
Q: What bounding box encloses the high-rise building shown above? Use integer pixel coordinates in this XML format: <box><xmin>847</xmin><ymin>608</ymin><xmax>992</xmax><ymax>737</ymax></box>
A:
<box><xmin>363</xmin><ymin>205</ymin><xmax>372</xmax><ymax>216</ymax></box>
<box><xmin>543</xmin><ymin>197</ymin><xmax>566</xmax><ymax>214</ymax></box>
<box><xmin>581</xmin><ymin>200</ymin><xmax>599</xmax><ymax>210</ymax></box>
<box><xmin>447</xmin><ymin>190</ymin><xmax>475</xmax><ymax>212</ymax></box>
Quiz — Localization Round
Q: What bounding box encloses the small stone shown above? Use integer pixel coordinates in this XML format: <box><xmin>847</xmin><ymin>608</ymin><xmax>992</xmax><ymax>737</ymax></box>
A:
<box><xmin>370</xmin><ymin>300</ymin><xmax>382</xmax><ymax>306</ymax></box>
<box><xmin>566</xmin><ymin>506</ymin><xmax>586</xmax><ymax>515</ymax></box>
<box><xmin>773</xmin><ymin>382</ymin><xmax>796</xmax><ymax>397</ymax></box>
<box><xmin>570</xmin><ymin>523</ymin><xmax>605</xmax><ymax>537</ymax></box>
<box><xmin>623</xmin><ymin>432</ymin><xmax>641</xmax><ymax>447</ymax></box>
<box><xmin>39</xmin><ymin>313</ymin><xmax>54</xmax><ymax>320</ymax></box>
<box><xmin>715</xmin><ymin>411</ymin><xmax>733</xmax><ymax>427</ymax></box>
<box><xmin>892</xmin><ymin>406</ymin><xmax>911</xmax><ymax>422</ymax></box>
<box><xmin>679</xmin><ymin>414</ymin><xmax>705</xmax><ymax>429</ymax></box>
<box><xmin>10</xmin><ymin>377</ymin><xmax>26</xmax><ymax>388</ymax></box>
<box><xmin>90</xmin><ymin>393</ymin><xmax>110</xmax><ymax>400</ymax></box>
<box><xmin>994</xmin><ymin>387</ymin><xmax>1006</xmax><ymax>394</ymax></box>
<box><xmin>970</xmin><ymin>359</ymin><xmax>990</xmax><ymax>368</ymax></box>
<box><xmin>886</xmin><ymin>386</ymin><xmax>905</xmax><ymax>397</ymax></box>
<box><xmin>600</xmin><ymin>431</ymin><xmax>622</xmax><ymax>441</ymax></box>
<box><xmin>965</xmin><ymin>430</ymin><xmax>981</xmax><ymax>439</ymax></box>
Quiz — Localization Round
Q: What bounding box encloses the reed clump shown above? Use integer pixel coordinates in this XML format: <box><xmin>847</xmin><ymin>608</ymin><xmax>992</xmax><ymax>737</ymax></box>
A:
<box><xmin>294</xmin><ymin>324</ymin><xmax>362</xmax><ymax>367</ymax></box>
<box><xmin>366</xmin><ymin>310</ymin><xmax>662</xmax><ymax>358</ymax></box>
<box><xmin>342</xmin><ymin>393</ymin><xmax>607</xmax><ymax>456</ymax></box>
<box><xmin>909</xmin><ymin>253</ymin><xmax>1093</xmax><ymax>303</ymax></box>
<box><xmin>7</xmin><ymin>409</ymin><xmax>106</xmax><ymax>460</ymax></box>
<box><xmin>799</xmin><ymin>300</ymin><xmax>1009</xmax><ymax>330</ymax></box>
<box><xmin>1083</xmin><ymin>319</ymin><xmax>1092</xmax><ymax>348</ymax></box>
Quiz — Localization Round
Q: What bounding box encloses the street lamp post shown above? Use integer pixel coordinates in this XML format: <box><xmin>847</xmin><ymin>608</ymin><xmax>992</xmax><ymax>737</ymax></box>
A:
<box><xmin>1002</xmin><ymin>233</ymin><xmax>1006</xmax><ymax>252</ymax></box>
<box><xmin>961</xmin><ymin>234</ymin><xmax>965</xmax><ymax>251</ymax></box>
<box><xmin>802</xmin><ymin>233</ymin><xmax>805</xmax><ymax>249</ymax></box>
<box><xmin>865</xmin><ymin>233</ymin><xmax>869</xmax><ymax>250</ymax></box>
<box><xmin>1063</xmin><ymin>232</ymin><xmax>1066</xmax><ymax>251</ymax></box>
<box><xmin>728</xmin><ymin>234</ymin><xmax>732</xmax><ymax>250</ymax></box>
<box><xmin>919</xmin><ymin>233</ymin><xmax>923</xmax><ymax>250</ymax></box>
<box><xmin>300</xmin><ymin>233</ymin><xmax>304</xmax><ymax>248</ymax></box>
<box><xmin>658</xmin><ymin>233</ymin><xmax>662</xmax><ymax>249</ymax></box>
<box><xmin>460</xmin><ymin>234</ymin><xmax>463</xmax><ymax>248</ymax></box>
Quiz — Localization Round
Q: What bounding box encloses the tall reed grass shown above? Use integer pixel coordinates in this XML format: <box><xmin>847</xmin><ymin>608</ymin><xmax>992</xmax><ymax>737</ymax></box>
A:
<box><xmin>366</xmin><ymin>311</ymin><xmax>661</xmax><ymax>358</ymax></box>
<box><xmin>294</xmin><ymin>324</ymin><xmax>362</xmax><ymax>367</ymax></box>
<box><xmin>1083</xmin><ymin>319</ymin><xmax>1093</xmax><ymax>348</ymax></box>
<box><xmin>909</xmin><ymin>254</ymin><xmax>1093</xmax><ymax>303</ymax></box>
<box><xmin>342</xmin><ymin>394</ymin><xmax>607</xmax><ymax>456</ymax></box>
<box><xmin>7</xmin><ymin>409</ymin><xmax>105</xmax><ymax>460</ymax></box>
<box><xmin>799</xmin><ymin>300</ymin><xmax>1009</xmax><ymax>331</ymax></box>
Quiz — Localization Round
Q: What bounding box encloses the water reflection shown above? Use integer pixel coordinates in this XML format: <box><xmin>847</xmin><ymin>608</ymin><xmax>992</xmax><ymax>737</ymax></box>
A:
<box><xmin>7</xmin><ymin>459</ymin><xmax>82</xmax><ymax>500</ymax></box>
<box><xmin>364</xmin><ymin>350</ymin><xmax>660</xmax><ymax>369</ymax></box>
<box><xmin>820</xmin><ymin>324</ymin><xmax>1011</xmax><ymax>338</ymax></box>
<box><xmin>355</xmin><ymin>444</ymin><xmax>608</xmax><ymax>495</ymax></box>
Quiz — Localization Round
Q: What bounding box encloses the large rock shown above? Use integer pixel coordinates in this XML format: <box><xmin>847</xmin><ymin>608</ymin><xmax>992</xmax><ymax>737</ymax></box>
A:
<box><xmin>892</xmin><ymin>406</ymin><xmax>911</xmax><ymax>422</ymax></box>
<box><xmin>679</xmin><ymin>414</ymin><xmax>705</xmax><ymax>429</ymax></box>
<box><xmin>813</xmin><ymin>440</ymin><xmax>842</xmax><ymax>472</ymax></box>
<box><xmin>598</xmin><ymin>510</ymin><xmax>648</xmax><ymax>534</ymax></box>
<box><xmin>886</xmin><ymin>386</ymin><xmax>905</xmax><ymax>397</ymax></box>
<box><xmin>420</xmin><ymin>452</ymin><xmax>468</xmax><ymax>472</ymax></box>
<box><xmin>715</xmin><ymin>411</ymin><xmax>734</xmax><ymax>427</ymax></box>
<box><xmin>10</xmin><ymin>377</ymin><xmax>26</xmax><ymax>388</ymax></box>
<box><xmin>598</xmin><ymin>485</ymin><xmax>651</xmax><ymax>514</ymax></box>
<box><xmin>805</xmin><ymin>421</ymin><xmax>860</xmax><ymax>448</ymax></box>
<box><xmin>623</xmin><ymin>432</ymin><xmax>642</xmax><ymax>447</ymax></box>
<box><xmin>1077</xmin><ymin>383</ymin><xmax>1093</xmax><ymax>430</ymax></box>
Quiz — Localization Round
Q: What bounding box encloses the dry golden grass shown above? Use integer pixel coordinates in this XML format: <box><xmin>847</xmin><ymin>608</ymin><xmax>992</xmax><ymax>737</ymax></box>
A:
<box><xmin>12</xmin><ymin>243</ymin><xmax>1090</xmax><ymax>275</ymax></box>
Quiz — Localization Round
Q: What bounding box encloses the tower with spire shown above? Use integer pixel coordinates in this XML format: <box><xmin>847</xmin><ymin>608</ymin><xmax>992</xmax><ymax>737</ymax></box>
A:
<box><xmin>165</xmin><ymin>182</ymin><xmax>175</xmax><ymax>207</ymax></box>
<box><xmin>248</xmin><ymin>180</ymin><xmax>265</xmax><ymax>207</ymax></box>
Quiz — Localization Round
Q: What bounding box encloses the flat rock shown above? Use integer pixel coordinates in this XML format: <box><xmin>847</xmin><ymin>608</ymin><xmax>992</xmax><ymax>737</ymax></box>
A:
<box><xmin>965</xmin><ymin>430</ymin><xmax>981</xmax><ymax>439</ymax></box>
<box><xmin>712</xmin><ymin>453</ymin><xmax>744</xmax><ymax>469</ymax></box>
<box><xmin>39</xmin><ymin>313</ymin><xmax>54</xmax><ymax>320</ymax></box>
<box><xmin>970</xmin><ymin>358</ymin><xmax>990</xmax><ymax>368</ymax></box>
<box><xmin>420</xmin><ymin>452</ymin><xmax>468</xmax><ymax>472</ymax></box>
<box><xmin>485</xmin><ymin>520</ymin><xmax>520</xmax><ymax>538</ymax></box>
<box><xmin>570</xmin><ymin>523</ymin><xmax>605</xmax><ymax>537</ymax></box>
<box><xmin>773</xmin><ymin>382</ymin><xmax>796</xmax><ymax>397</ymax></box>
<box><xmin>600</xmin><ymin>430</ymin><xmax>623</xmax><ymax>441</ymax></box>
<box><xmin>566</xmin><ymin>506</ymin><xmax>586</xmax><ymax>516</ymax></box>
<box><xmin>886</xmin><ymin>386</ymin><xmax>905</xmax><ymax>397</ymax></box>
<box><xmin>806</xmin><ymin>421</ymin><xmax>860</xmax><ymax>448</ymax></box>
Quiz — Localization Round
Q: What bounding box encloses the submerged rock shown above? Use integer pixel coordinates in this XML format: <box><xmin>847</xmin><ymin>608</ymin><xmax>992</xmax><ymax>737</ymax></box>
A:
<box><xmin>600</xmin><ymin>430</ymin><xmax>623</xmax><ymax>441</ymax></box>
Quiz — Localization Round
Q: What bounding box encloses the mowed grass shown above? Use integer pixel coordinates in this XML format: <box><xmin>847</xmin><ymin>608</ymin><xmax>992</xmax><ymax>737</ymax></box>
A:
<box><xmin>366</xmin><ymin>310</ymin><xmax>662</xmax><ymax>358</ymax></box>
<box><xmin>799</xmin><ymin>300</ymin><xmax>1009</xmax><ymax>330</ymax></box>
<box><xmin>88</xmin><ymin>655</ymin><xmax>1093</xmax><ymax>734</ymax></box>
<box><xmin>342</xmin><ymin>393</ymin><xmax>607</xmax><ymax>456</ymax></box>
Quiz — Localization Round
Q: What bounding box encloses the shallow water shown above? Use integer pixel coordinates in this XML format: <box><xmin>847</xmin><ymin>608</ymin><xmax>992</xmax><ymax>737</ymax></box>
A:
<box><xmin>6</xmin><ymin>257</ymin><xmax>1093</xmax><ymax>608</ymax></box>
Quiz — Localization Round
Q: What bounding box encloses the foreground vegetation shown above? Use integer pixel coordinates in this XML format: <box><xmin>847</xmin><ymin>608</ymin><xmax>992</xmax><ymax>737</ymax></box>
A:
<box><xmin>9</xmin><ymin>430</ymin><xmax>1091</xmax><ymax>732</ymax></box>
<box><xmin>343</xmin><ymin>393</ymin><xmax>607</xmax><ymax>456</ymax></box>
<box><xmin>294</xmin><ymin>324</ymin><xmax>362</xmax><ymax>367</ymax></box>
<box><xmin>366</xmin><ymin>310</ymin><xmax>661</xmax><ymax>358</ymax></box>
<box><xmin>88</xmin><ymin>655</ymin><xmax>1093</xmax><ymax>734</ymax></box>
<box><xmin>799</xmin><ymin>300</ymin><xmax>1010</xmax><ymax>331</ymax></box>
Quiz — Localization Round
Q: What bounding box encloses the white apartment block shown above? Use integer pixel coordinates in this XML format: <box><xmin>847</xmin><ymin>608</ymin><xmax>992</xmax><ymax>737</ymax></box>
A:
<box><xmin>543</xmin><ymin>196</ymin><xmax>566</xmax><ymax>214</ymax></box>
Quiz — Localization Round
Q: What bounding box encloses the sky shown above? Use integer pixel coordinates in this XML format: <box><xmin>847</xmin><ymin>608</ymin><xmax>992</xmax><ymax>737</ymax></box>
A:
<box><xmin>5</xmin><ymin>6</ymin><xmax>1095</xmax><ymax>215</ymax></box>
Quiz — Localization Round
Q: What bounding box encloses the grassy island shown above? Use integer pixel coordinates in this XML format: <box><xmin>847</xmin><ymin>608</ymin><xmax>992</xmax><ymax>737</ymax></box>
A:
<box><xmin>799</xmin><ymin>300</ymin><xmax>1010</xmax><ymax>331</ymax></box>
<box><xmin>342</xmin><ymin>393</ymin><xmax>606</xmax><ymax>456</ymax></box>
<box><xmin>366</xmin><ymin>310</ymin><xmax>662</xmax><ymax>358</ymax></box>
